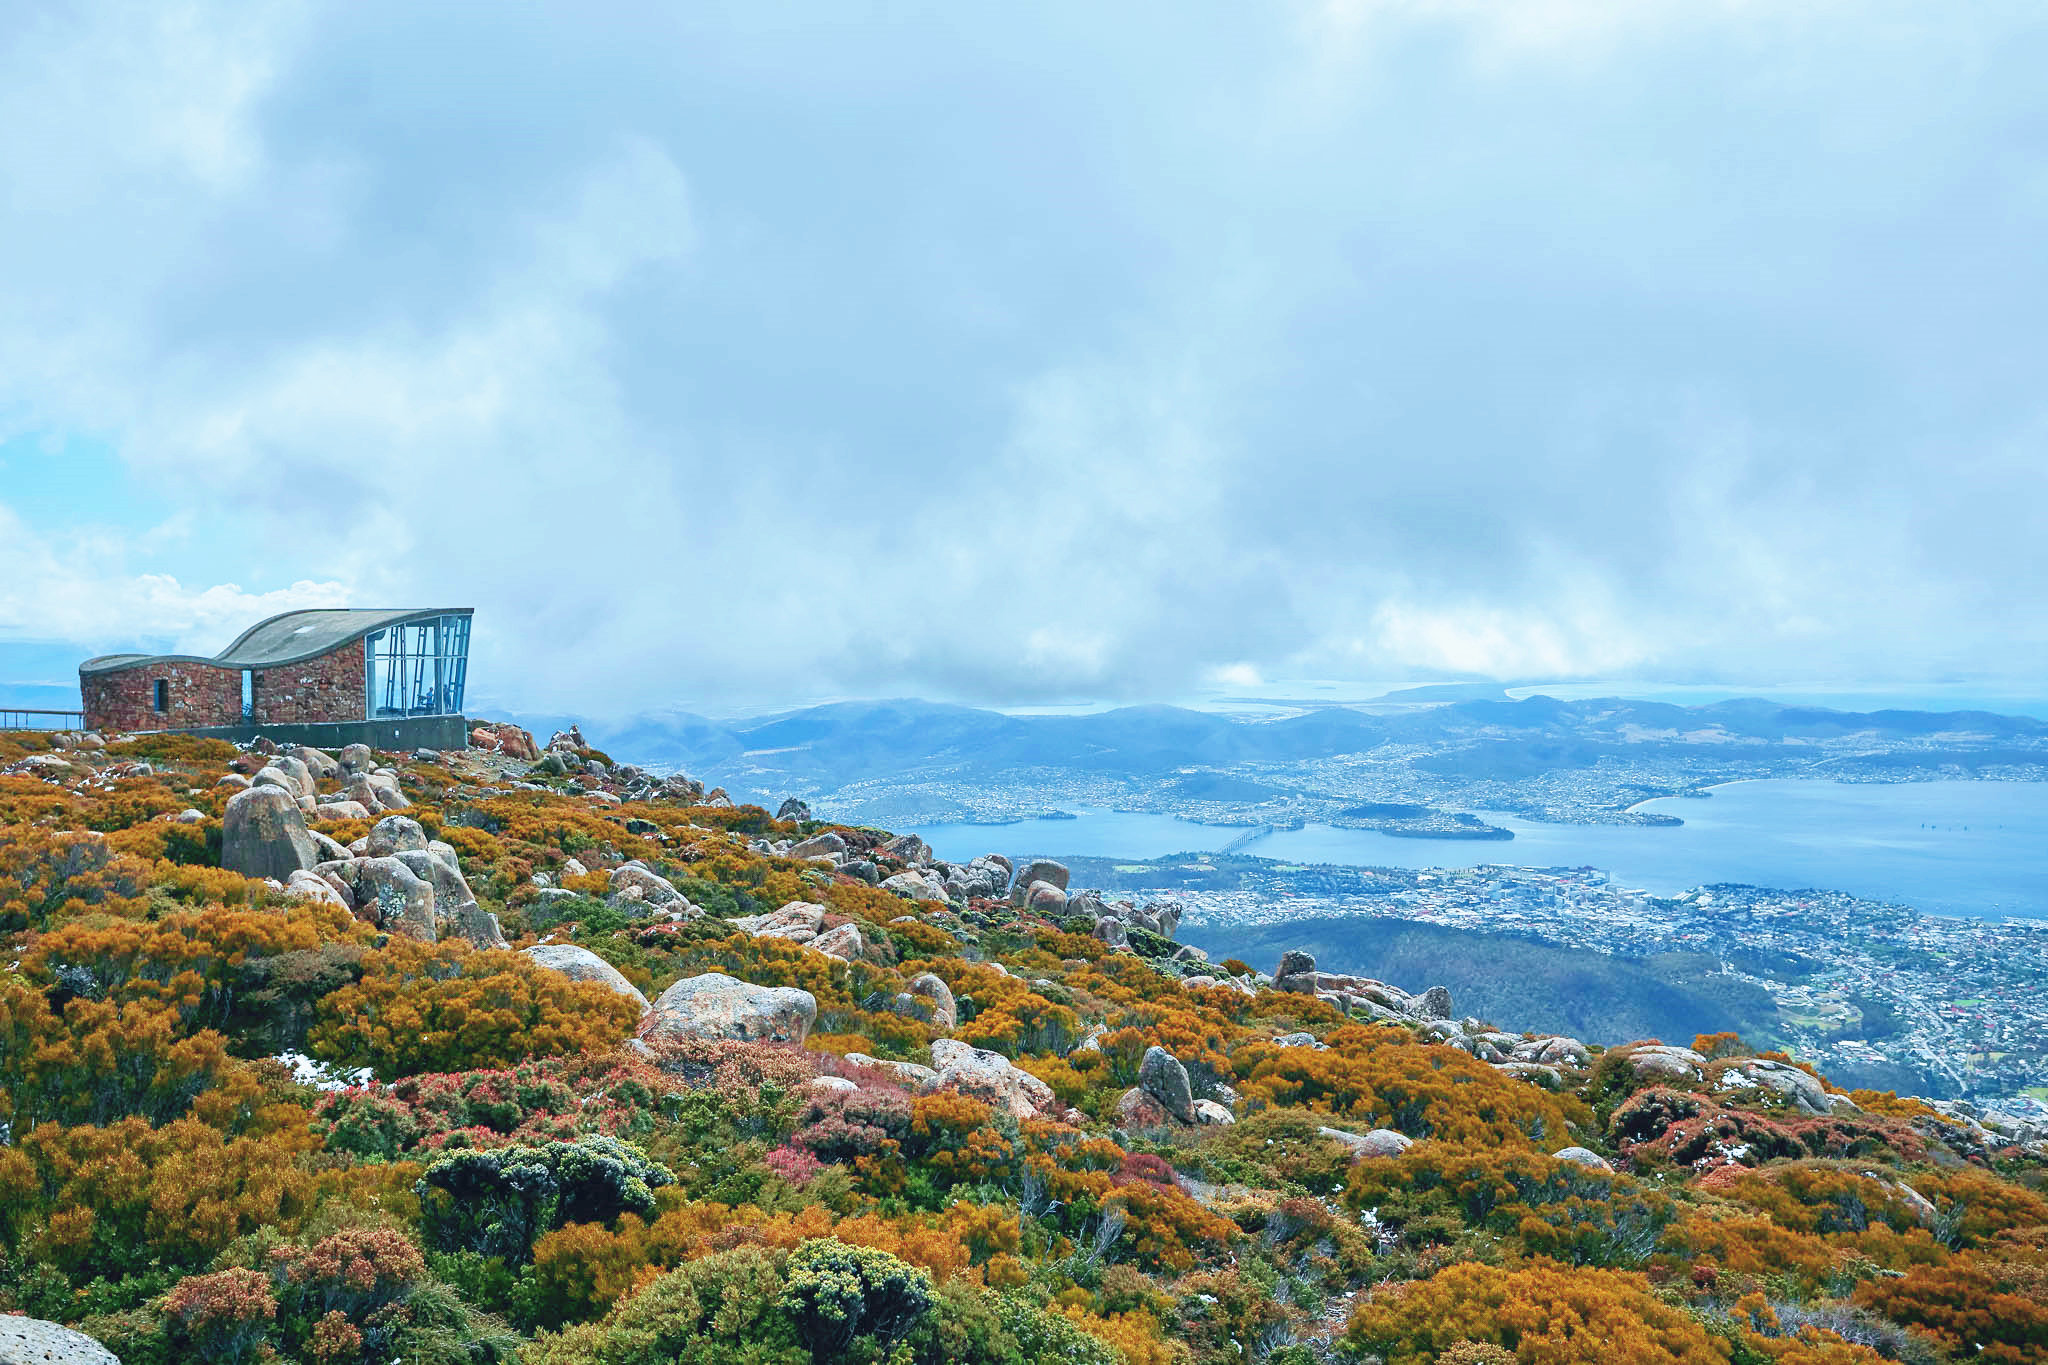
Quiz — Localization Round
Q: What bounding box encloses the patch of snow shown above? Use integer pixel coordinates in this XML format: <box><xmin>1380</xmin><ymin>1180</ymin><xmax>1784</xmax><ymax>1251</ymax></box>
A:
<box><xmin>275</xmin><ymin>1051</ymin><xmax>374</xmax><ymax>1092</ymax></box>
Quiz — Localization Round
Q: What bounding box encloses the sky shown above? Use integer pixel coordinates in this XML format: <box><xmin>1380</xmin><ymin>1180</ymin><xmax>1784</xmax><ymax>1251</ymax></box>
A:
<box><xmin>3</xmin><ymin>0</ymin><xmax>2047</xmax><ymax>718</ymax></box>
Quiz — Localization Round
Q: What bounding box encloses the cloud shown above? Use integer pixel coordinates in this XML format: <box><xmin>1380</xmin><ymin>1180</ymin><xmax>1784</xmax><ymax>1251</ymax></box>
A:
<box><xmin>0</xmin><ymin>501</ymin><xmax>349</xmax><ymax>653</ymax></box>
<box><xmin>1</xmin><ymin>1</ymin><xmax>2045</xmax><ymax>712</ymax></box>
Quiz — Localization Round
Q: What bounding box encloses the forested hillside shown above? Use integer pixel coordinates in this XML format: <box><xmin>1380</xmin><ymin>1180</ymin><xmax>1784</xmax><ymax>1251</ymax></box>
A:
<box><xmin>2</xmin><ymin>724</ymin><xmax>2044</xmax><ymax>1365</ymax></box>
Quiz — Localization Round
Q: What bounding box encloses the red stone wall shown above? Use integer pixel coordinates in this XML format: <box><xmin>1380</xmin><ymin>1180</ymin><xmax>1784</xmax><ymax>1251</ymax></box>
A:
<box><xmin>82</xmin><ymin>662</ymin><xmax>242</xmax><ymax>734</ymax></box>
<box><xmin>252</xmin><ymin>638</ymin><xmax>366</xmax><ymax>725</ymax></box>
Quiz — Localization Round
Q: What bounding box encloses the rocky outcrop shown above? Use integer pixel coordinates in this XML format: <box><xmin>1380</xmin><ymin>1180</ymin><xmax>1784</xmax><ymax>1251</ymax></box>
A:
<box><xmin>930</xmin><ymin>1037</ymin><xmax>1054</xmax><ymax>1119</ymax></box>
<box><xmin>941</xmin><ymin>854</ymin><xmax>1012</xmax><ymax>900</ymax></box>
<box><xmin>470</xmin><ymin>723</ymin><xmax>540</xmax><ymax>760</ymax></box>
<box><xmin>0</xmin><ymin>1316</ymin><xmax>121</xmax><ymax>1364</ymax></box>
<box><xmin>641</xmin><ymin>972</ymin><xmax>816</xmax><ymax>1045</ymax></box>
<box><xmin>523</xmin><ymin>944</ymin><xmax>651</xmax><ymax>1011</ymax></box>
<box><xmin>222</xmin><ymin>784</ymin><xmax>319</xmax><ymax>880</ymax></box>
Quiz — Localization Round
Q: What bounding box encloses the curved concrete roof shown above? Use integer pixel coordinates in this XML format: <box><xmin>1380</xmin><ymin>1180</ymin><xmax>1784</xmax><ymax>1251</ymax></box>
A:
<box><xmin>81</xmin><ymin>608</ymin><xmax>471</xmax><ymax>676</ymax></box>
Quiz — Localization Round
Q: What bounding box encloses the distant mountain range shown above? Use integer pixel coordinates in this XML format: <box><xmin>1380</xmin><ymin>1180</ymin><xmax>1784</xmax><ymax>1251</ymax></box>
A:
<box><xmin>502</xmin><ymin>695</ymin><xmax>2048</xmax><ymax>812</ymax></box>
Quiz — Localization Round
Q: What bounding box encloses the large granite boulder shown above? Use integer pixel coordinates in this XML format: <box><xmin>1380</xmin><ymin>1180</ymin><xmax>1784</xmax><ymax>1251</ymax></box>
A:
<box><xmin>812</xmin><ymin>923</ymin><xmax>863</xmax><ymax>960</ymax></box>
<box><xmin>930</xmin><ymin>1037</ymin><xmax>1054</xmax><ymax>1119</ymax></box>
<box><xmin>787</xmin><ymin>831</ymin><xmax>847</xmax><ymax>859</ymax></box>
<box><xmin>356</xmin><ymin>856</ymin><xmax>437</xmax><ymax>941</ymax></box>
<box><xmin>1552</xmin><ymin>1146</ymin><xmax>1613</xmax><ymax>1171</ymax></box>
<box><xmin>880</xmin><ymin>833</ymin><xmax>931</xmax><ymax>866</ymax></box>
<box><xmin>1139</xmin><ymin>1045</ymin><xmax>1196</xmax><ymax>1123</ymax></box>
<box><xmin>523</xmin><ymin>944</ymin><xmax>651</xmax><ymax>1011</ymax></box>
<box><xmin>904</xmin><ymin>972</ymin><xmax>957</xmax><ymax>1030</ymax></box>
<box><xmin>1115</xmin><ymin>1085</ymin><xmax>1174</xmax><ymax>1128</ymax></box>
<box><xmin>1008</xmin><ymin>859</ymin><xmax>1069</xmax><ymax>904</ymax></box>
<box><xmin>1320</xmin><ymin>1126</ymin><xmax>1413</xmax><ymax>1159</ymax></box>
<box><xmin>0</xmin><ymin>1317</ymin><xmax>120</xmax><ymax>1364</ymax></box>
<box><xmin>285</xmin><ymin>868</ymin><xmax>350</xmax><ymax>911</ymax></box>
<box><xmin>1273</xmin><ymin>949</ymin><xmax>1319</xmax><ymax>993</ymax></box>
<box><xmin>1721</xmin><ymin>1057</ymin><xmax>1835</xmax><ymax>1115</ymax></box>
<box><xmin>734</xmin><ymin>901</ymin><xmax>827</xmax><ymax>942</ymax></box>
<box><xmin>344</xmin><ymin>773</ymin><xmax>388</xmax><ymax>812</ymax></box>
<box><xmin>880</xmin><ymin>871</ymin><xmax>950</xmax><ymax>904</ymax></box>
<box><xmin>641</xmin><ymin>973</ymin><xmax>816</xmax><ymax>1045</ymax></box>
<box><xmin>365</xmin><ymin>814</ymin><xmax>428</xmax><ymax>857</ymax></box>
<box><xmin>1024</xmin><ymin>881</ymin><xmax>1068</xmax><ymax>915</ymax></box>
<box><xmin>1626</xmin><ymin>1044</ymin><xmax>1707</xmax><ymax>1082</ymax></box>
<box><xmin>221</xmin><ymin>784</ymin><xmax>318</xmax><ymax>880</ymax></box>
<box><xmin>290</xmin><ymin>744</ymin><xmax>340</xmax><ymax>779</ymax></box>
<box><xmin>609</xmin><ymin>862</ymin><xmax>696</xmax><ymax>914</ymax></box>
<box><xmin>844</xmin><ymin>1053</ymin><xmax>940</xmax><ymax>1090</ymax></box>
<box><xmin>1416</xmin><ymin>985</ymin><xmax>1454</xmax><ymax>1020</ymax></box>
<box><xmin>274</xmin><ymin>754</ymin><xmax>317</xmax><ymax>801</ymax></box>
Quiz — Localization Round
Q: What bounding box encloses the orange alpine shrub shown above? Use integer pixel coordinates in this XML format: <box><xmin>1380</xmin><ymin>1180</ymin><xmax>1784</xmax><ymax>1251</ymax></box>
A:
<box><xmin>308</xmin><ymin>938</ymin><xmax>643</xmax><ymax>1079</ymax></box>
<box><xmin>1346</xmin><ymin>1260</ymin><xmax>1732</xmax><ymax>1365</ymax></box>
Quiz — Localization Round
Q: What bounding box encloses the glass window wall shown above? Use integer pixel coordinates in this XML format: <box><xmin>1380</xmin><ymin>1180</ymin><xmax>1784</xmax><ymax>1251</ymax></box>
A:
<box><xmin>363</xmin><ymin>614</ymin><xmax>470</xmax><ymax>717</ymax></box>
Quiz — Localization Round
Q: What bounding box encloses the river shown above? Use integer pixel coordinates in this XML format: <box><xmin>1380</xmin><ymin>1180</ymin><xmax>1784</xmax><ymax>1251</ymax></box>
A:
<box><xmin>907</xmin><ymin>778</ymin><xmax>2048</xmax><ymax>920</ymax></box>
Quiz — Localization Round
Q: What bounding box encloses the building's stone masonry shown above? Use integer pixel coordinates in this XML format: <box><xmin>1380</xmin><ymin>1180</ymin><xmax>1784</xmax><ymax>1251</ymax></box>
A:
<box><xmin>82</xmin><ymin>661</ymin><xmax>242</xmax><ymax>734</ymax></box>
<box><xmin>83</xmin><ymin>639</ymin><xmax>369</xmax><ymax>734</ymax></box>
<box><xmin>252</xmin><ymin>638</ymin><xmax>366</xmax><ymax>725</ymax></box>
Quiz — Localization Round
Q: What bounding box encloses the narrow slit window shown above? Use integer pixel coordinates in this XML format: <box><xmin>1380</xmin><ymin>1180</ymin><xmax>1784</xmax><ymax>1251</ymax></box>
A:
<box><xmin>153</xmin><ymin>679</ymin><xmax>169</xmax><ymax>712</ymax></box>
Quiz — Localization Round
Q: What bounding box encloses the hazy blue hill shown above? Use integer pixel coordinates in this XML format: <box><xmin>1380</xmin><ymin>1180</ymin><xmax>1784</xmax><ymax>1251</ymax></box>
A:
<box><xmin>730</xmin><ymin>700</ymin><xmax>1015</xmax><ymax>780</ymax></box>
<box><xmin>590</xmin><ymin>710</ymin><xmax>747</xmax><ymax>770</ymax></box>
<box><xmin>1038</xmin><ymin>705</ymin><xmax>1251</xmax><ymax>771</ymax></box>
<box><xmin>1180</xmin><ymin>916</ymin><xmax>1781</xmax><ymax>1047</ymax></box>
<box><xmin>564</xmin><ymin>694</ymin><xmax>2048</xmax><ymax>799</ymax></box>
<box><xmin>1260</xmin><ymin>705</ymin><xmax>1391</xmax><ymax>757</ymax></box>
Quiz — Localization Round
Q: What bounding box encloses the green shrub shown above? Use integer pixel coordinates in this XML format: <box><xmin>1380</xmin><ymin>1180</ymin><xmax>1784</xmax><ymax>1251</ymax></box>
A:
<box><xmin>519</xmin><ymin>1246</ymin><xmax>803</xmax><ymax>1365</ymax></box>
<box><xmin>415</xmin><ymin>1137</ymin><xmax>672</xmax><ymax>1264</ymax></box>
<box><xmin>779</xmin><ymin>1238</ymin><xmax>933</xmax><ymax>1363</ymax></box>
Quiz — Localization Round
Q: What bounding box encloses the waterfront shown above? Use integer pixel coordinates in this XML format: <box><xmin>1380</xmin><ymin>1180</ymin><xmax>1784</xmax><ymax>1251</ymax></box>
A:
<box><xmin>911</xmin><ymin>778</ymin><xmax>2048</xmax><ymax>920</ymax></box>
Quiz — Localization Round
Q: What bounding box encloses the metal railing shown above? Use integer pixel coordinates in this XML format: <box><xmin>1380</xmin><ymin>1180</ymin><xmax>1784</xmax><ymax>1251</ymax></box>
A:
<box><xmin>0</xmin><ymin>708</ymin><xmax>87</xmax><ymax>730</ymax></box>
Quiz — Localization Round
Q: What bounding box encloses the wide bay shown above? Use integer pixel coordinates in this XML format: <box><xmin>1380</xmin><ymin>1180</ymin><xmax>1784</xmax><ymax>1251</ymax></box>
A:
<box><xmin>908</xmin><ymin>778</ymin><xmax>2048</xmax><ymax>920</ymax></box>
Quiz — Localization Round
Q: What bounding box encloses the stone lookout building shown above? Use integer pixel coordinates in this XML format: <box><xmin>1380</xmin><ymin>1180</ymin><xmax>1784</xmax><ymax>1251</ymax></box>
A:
<box><xmin>80</xmin><ymin>607</ymin><xmax>473</xmax><ymax>750</ymax></box>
